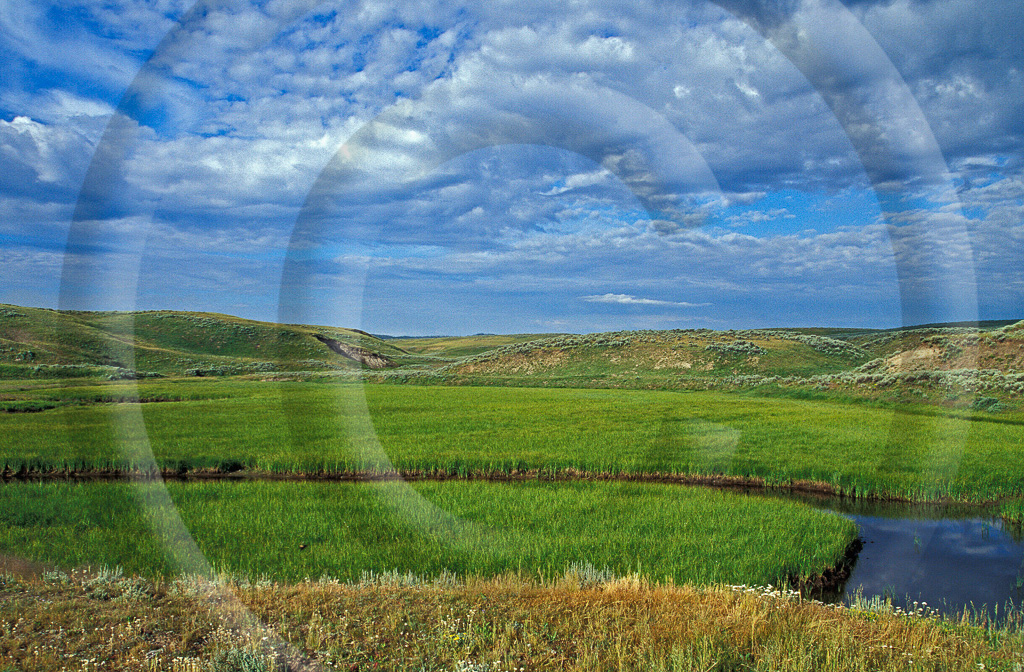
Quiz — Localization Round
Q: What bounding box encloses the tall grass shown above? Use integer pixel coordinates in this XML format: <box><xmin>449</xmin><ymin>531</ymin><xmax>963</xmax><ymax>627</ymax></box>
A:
<box><xmin>2</xmin><ymin>381</ymin><xmax>1023</xmax><ymax>502</ymax></box>
<box><xmin>1001</xmin><ymin>500</ymin><xmax>1024</xmax><ymax>526</ymax></box>
<box><xmin>0</xmin><ymin>480</ymin><xmax>855</xmax><ymax>586</ymax></box>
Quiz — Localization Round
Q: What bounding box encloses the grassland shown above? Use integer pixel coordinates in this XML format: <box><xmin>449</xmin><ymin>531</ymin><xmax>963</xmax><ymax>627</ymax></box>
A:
<box><xmin>3</xmin><ymin>305</ymin><xmax>1024</xmax><ymax>669</ymax></box>
<box><xmin>2</xmin><ymin>567</ymin><xmax>1022</xmax><ymax>672</ymax></box>
<box><xmin>2</xmin><ymin>380</ymin><xmax>1023</xmax><ymax>502</ymax></box>
<box><xmin>0</xmin><ymin>480</ymin><xmax>855</xmax><ymax>586</ymax></box>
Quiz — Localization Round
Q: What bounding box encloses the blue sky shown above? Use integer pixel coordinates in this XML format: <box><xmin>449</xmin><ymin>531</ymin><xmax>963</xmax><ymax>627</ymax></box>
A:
<box><xmin>1</xmin><ymin>0</ymin><xmax>1022</xmax><ymax>334</ymax></box>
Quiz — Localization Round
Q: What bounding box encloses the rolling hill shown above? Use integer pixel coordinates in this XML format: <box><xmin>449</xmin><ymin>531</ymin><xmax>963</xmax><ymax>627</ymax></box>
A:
<box><xmin>0</xmin><ymin>304</ymin><xmax>413</xmax><ymax>378</ymax></box>
<box><xmin>2</xmin><ymin>304</ymin><xmax>1022</xmax><ymax>400</ymax></box>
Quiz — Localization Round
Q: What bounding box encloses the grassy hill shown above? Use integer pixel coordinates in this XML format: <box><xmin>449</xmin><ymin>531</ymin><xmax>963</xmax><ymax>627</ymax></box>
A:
<box><xmin>399</xmin><ymin>325</ymin><xmax>1024</xmax><ymax>410</ymax></box>
<box><xmin>2</xmin><ymin>304</ymin><xmax>1022</xmax><ymax>400</ymax></box>
<box><xmin>848</xmin><ymin>322</ymin><xmax>1024</xmax><ymax>372</ymax></box>
<box><xmin>440</xmin><ymin>329</ymin><xmax>874</xmax><ymax>381</ymax></box>
<box><xmin>385</xmin><ymin>333</ymin><xmax>564</xmax><ymax>359</ymax></box>
<box><xmin>0</xmin><ymin>304</ymin><xmax>416</xmax><ymax>378</ymax></box>
<box><xmin>401</xmin><ymin>325</ymin><xmax>1024</xmax><ymax>386</ymax></box>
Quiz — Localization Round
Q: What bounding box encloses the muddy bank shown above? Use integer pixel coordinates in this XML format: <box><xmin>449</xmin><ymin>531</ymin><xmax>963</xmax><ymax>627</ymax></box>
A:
<box><xmin>0</xmin><ymin>464</ymin><xmax>843</xmax><ymax>491</ymax></box>
<box><xmin>0</xmin><ymin>465</ymin><xmax>988</xmax><ymax>505</ymax></box>
<box><xmin>792</xmin><ymin>538</ymin><xmax>864</xmax><ymax>597</ymax></box>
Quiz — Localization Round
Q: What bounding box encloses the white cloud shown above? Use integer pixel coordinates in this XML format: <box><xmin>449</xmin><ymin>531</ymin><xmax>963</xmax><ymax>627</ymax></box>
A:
<box><xmin>735</xmin><ymin>81</ymin><xmax>760</xmax><ymax>99</ymax></box>
<box><xmin>726</xmin><ymin>208</ymin><xmax>795</xmax><ymax>227</ymax></box>
<box><xmin>0</xmin><ymin>0</ymin><xmax>1020</xmax><ymax>330</ymax></box>
<box><xmin>0</xmin><ymin>115</ymin><xmax>104</xmax><ymax>198</ymax></box>
<box><xmin>541</xmin><ymin>169</ymin><xmax>613</xmax><ymax>195</ymax></box>
<box><xmin>581</xmin><ymin>293</ymin><xmax>709</xmax><ymax>307</ymax></box>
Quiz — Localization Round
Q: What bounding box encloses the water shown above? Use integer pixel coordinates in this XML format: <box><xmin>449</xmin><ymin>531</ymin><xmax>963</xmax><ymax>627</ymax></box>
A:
<box><xmin>800</xmin><ymin>496</ymin><xmax>1024</xmax><ymax>616</ymax></box>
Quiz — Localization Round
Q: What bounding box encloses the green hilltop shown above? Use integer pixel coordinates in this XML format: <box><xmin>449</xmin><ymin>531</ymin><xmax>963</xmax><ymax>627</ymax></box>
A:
<box><xmin>0</xmin><ymin>304</ymin><xmax>414</xmax><ymax>379</ymax></box>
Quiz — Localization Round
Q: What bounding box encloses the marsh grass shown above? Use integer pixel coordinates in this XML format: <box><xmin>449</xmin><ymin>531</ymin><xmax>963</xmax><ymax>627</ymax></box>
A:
<box><xmin>1001</xmin><ymin>500</ymin><xmax>1024</xmax><ymax>526</ymax></box>
<box><xmin>0</xmin><ymin>480</ymin><xmax>855</xmax><ymax>586</ymax></box>
<box><xmin>2</xmin><ymin>381</ymin><xmax>1023</xmax><ymax>503</ymax></box>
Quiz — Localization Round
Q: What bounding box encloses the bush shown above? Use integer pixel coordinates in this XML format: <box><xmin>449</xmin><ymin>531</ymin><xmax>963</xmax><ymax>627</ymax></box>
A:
<box><xmin>705</xmin><ymin>340</ymin><xmax>765</xmax><ymax>356</ymax></box>
<box><xmin>969</xmin><ymin>396</ymin><xmax>1008</xmax><ymax>412</ymax></box>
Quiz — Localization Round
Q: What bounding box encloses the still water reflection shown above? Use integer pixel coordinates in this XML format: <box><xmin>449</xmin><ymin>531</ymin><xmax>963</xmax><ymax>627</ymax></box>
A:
<box><xmin>806</xmin><ymin>497</ymin><xmax>1024</xmax><ymax>616</ymax></box>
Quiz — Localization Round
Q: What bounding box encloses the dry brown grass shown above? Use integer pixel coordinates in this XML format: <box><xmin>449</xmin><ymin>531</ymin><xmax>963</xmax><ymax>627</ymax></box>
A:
<box><xmin>1</xmin><ymin>567</ymin><xmax>1022</xmax><ymax>671</ymax></box>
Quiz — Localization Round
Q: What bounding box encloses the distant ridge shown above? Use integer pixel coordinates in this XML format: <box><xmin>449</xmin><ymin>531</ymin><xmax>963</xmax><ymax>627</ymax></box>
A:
<box><xmin>2</xmin><ymin>303</ymin><xmax>1022</xmax><ymax>382</ymax></box>
<box><xmin>374</xmin><ymin>334</ymin><xmax>454</xmax><ymax>340</ymax></box>
<box><xmin>894</xmin><ymin>319</ymin><xmax>1023</xmax><ymax>331</ymax></box>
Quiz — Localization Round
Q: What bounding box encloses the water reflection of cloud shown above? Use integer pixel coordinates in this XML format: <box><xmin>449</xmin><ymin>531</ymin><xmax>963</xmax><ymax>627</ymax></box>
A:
<box><xmin>842</xmin><ymin>514</ymin><xmax>1024</xmax><ymax>613</ymax></box>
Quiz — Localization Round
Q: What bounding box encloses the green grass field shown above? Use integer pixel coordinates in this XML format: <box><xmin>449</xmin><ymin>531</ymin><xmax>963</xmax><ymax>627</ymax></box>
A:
<box><xmin>3</xmin><ymin>308</ymin><xmax>1024</xmax><ymax>669</ymax></box>
<box><xmin>0</xmin><ymin>480</ymin><xmax>855</xmax><ymax>585</ymax></box>
<box><xmin>2</xmin><ymin>379</ymin><xmax>1023</xmax><ymax>502</ymax></box>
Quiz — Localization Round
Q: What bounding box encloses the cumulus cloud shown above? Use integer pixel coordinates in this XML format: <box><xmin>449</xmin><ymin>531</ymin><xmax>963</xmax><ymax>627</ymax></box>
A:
<box><xmin>0</xmin><ymin>0</ymin><xmax>1020</xmax><ymax>330</ymax></box>
<box><xmin>727</xmin><ymin>208</ymin><xmax>795</xmax><ymax>227</ymax></box>
<box><xmin>581</xmin><ymin>293</ymin><xmax>710</xmax><ymax>307</ymax></box>
<box><xmin>0</xmin><ymin>115</ymin><xmax>105</xmax><ymax>202</ymax></box>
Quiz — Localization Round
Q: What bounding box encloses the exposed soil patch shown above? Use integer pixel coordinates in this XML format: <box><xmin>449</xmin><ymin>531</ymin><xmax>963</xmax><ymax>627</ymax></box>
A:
<box><xmin>885</xmin><ymin>345</ymin><xmax>943</xmax><ymax>370</ymax></box>
<box><xmin>314</xmin><ymin>334</ymin><xmax>394</xmax><ymax>369</ymax></box>
<box><xmin>459</xmin><ymin>349</ymin><xmax>570</xmax><ymax>375</ymax></box>
<box><xmin>0</xmin><ymin>552</ymin><xmax>52</xmax><ymax>579</ymax></box>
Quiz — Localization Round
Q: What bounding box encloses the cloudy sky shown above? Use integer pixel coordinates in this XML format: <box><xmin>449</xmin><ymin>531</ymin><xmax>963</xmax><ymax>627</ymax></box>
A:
<box><xmin>1</xmin><ymin>0</ymin><xmax>1021</xmax><ymax>334</ymax></box>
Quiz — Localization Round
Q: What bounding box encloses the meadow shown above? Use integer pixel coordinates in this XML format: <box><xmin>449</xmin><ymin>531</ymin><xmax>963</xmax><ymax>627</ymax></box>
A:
<box><xmin>0</xmin><ymin>480</ymin><xmax>855</xmax><ymax>586</ymax></box>
<box><xmin>4</xmin><ymin>308</ymin><xmax>1024</xmax><ymax>670</ymax></box>
<box><xmin>2</xmin><ymin>379</ymin><xmax>1023</xmax><ymax>502</ymax></box>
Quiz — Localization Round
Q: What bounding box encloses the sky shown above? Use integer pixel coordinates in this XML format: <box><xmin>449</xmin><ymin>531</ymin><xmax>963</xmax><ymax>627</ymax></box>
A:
<box><xmin>1</xmin><ymin>0</ymin><xmax>1022</xmax><ymax>335</ymax></box>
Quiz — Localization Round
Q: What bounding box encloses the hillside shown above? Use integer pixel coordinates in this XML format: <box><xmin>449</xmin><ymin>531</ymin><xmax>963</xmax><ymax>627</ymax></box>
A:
<box><xmin>410</xmin><ymin>324</ymin><xmax>1024</xmax><ymax>410</ymax></box>
<box><xmin>441</xmin><ymin>329</ymin><xmax>874</xmax><ymax>380</ymax></box>
<box><xmin>2</xmin><ymin>304</ymin><xmax>1022</xmax><ymax>406</ymax></box>
<box><xmin>385</xmin><ymin>333</ymin><xmax>564</xmax><ymax>359</ymax></box>
<box><xmin>0</xmin><ymin>304</ymin><xmax>414</xmax><ymax>378</ymax></box>
<box><xmin>849</xmin><ymin>323</ymin><xmax>1024</xmax><ymax>373</ymax></box>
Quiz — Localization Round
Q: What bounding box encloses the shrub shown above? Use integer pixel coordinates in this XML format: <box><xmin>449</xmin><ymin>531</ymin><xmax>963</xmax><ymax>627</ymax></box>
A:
<box><xmin>705</xmin><ymin>340</ymin><xmax>765</xmax><ymax>356</ymax></box>
<box><xmin>969</xmin><ymin>396</ymin><xmax>1008</xmax><ymax>412</ymax></box>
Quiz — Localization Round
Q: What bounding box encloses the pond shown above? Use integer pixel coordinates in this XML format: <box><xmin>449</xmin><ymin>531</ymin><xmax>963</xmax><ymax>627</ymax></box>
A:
<box><xmin>797</xmin><ymin>495</ymin><xmax>1024</xmax><ymax>617</ymax></box>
